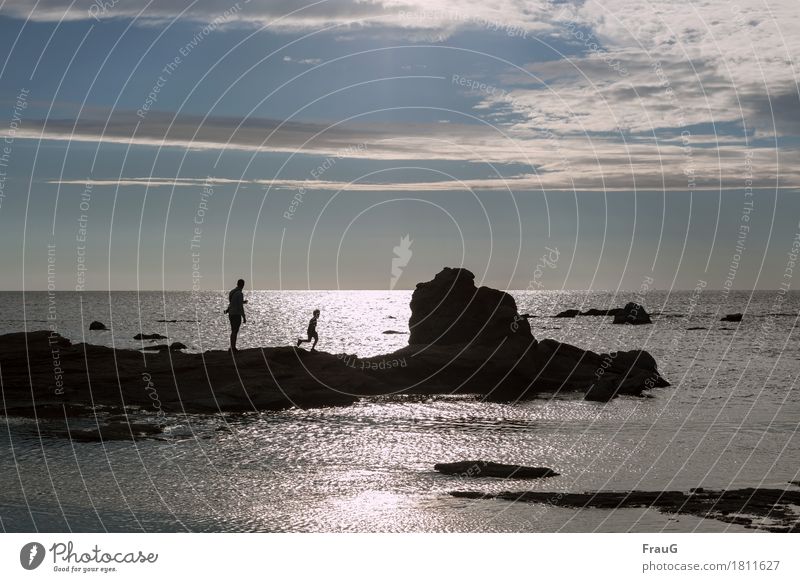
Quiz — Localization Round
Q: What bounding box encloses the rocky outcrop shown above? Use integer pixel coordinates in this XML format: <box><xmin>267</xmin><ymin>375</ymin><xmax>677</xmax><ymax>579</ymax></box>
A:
<box><xmin>434</xmin><ymin>461</ymin><xmax>558</xmax><ymax>479</ymax></box>
<box><xmin>361</xmin><ymin>269</ymin><xmax>667</xmax><ymax>401</ymax></box>
<box><xmin>721</xmin><ymin>313</ymin><xmax>743</xmax><ymax>322</ymax></box>
<box><xmin>1</xmin><ymin>268</ymin><xmax>669</xmax><ymax>418</ymax></box>
<box><xmin>408</xmin><ymin>267</ymin><xmax>532</xmax><ymax>346</ymax></box>
<box><xmin>89</xmin><ymin>321</ymin><xmax>107</xmax><ymax>330</ymax></box>
<box><xmin>613</xmin><ymin>302</ymin><xmax>652</xmax><ymax>325</ymax></box>
<box><xmin>0</xmin><ymin>330</ymin><xmax>364</xmax><ymax>417</ymax></box>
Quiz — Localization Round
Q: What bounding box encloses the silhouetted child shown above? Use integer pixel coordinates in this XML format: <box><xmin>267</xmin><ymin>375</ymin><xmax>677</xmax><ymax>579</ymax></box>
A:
<box><xmin>296</xmin><ymin>309</ymin><xmax>320</xmax><ymax>351</ymax></box>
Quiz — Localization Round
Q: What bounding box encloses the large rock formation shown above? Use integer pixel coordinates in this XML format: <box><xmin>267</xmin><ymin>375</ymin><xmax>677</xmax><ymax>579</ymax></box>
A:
<box><xmin>408</xmin><ymin>267</ymin><xmax>532</xmax><ymax>346</ymax></box>
<box><xmin>362</xmin><ymin>268</ymin><xmax>667</xmax><ymax>401</ymax></box>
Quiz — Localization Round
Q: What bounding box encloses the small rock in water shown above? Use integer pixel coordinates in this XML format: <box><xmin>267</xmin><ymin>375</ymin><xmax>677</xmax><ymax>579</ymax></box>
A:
<box><xmin>434</xmin><ymin>460</ymin><xmax>559</xmax><ymax>479</ymax></box>
<box><xmin>134</xmin><ymin>333</ymin><xmax>168</xmax><ymax>340</ymax></box>
<box><xmin>721</xmin><ymin>313</ymin><xmax>743</xmax><ymax>322</ymax></box>
<box><xmin>686</xmin><ymin>326</ymin><xmax>708</xmax><ymax>330</ymax></box>
<box><xmin>89</xmin><ymin>321</ymin><xmax>107</xmax><ymax>331</ymax></box>
<box><xmin>382</xmin><ymin>330</ymin><xmax>407</xmax><ymax>334</ymax></box>
<box><xmin>613</xmin><ymin>302</ymin><xmax>652</xmax><ymax>325</ymax></box>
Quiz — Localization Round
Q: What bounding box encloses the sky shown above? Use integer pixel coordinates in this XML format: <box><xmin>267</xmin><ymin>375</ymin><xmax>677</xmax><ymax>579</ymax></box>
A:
<box><xmin>0</xmin><ymin>0</ymin><xmax>798</xmax><ymax>290</ymax></box>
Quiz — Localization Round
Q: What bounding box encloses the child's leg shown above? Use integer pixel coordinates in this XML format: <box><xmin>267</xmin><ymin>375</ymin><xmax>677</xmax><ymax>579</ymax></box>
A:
<box><xmin>311</xmin><ymin>333</ymin><xmax>318</xmax><ymax>350</ymax></box>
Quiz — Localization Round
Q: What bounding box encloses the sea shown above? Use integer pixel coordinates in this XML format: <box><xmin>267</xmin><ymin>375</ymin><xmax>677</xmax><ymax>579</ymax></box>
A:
<box><xmin>0</xmin><ymin>289</ymin><xmax>798</xmax><ymax>532</ymax></box>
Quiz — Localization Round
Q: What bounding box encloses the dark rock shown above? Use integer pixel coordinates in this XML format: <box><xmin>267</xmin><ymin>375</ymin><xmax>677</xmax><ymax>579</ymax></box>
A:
<box><xmin>382</xmin><ymin>330</ymin><xmax>407</xmax><ymax>334</ymax></box>
<box><xmin>554</xmin><ymin>309</ymin><xmax>580</xmax><ymax>318</ymax></box>
<box><xmin>134</xmin><ymin>333</ymin><xmax>168</xmax><ymax>340</ymax></box>
<box><xmin>1</xmin><ymin>269</ymin><xmax>670</xmax><ymax>417</ymax></box>
<box><xmin>170</xmin><ymin>342</ymin><xmax>187</xmax><ymax>351</ymax></box>
<box><xmin>449</xmin><ymin>487</ymin><xmax>800</xmax><ymax>532</ymax></box>
<box><xmin>0</xmin><ymin>330</ymin><xmax>364</xmax><ymax>416</ymax></box>
<box><xmin>434</xmin><ymin>461</ymin><xmax>558</xmax><ymax>479</ymax></box>
<box><xmin>408</xmin><ymin>267</ymin><xmax>532</xmax><ymax>346</ymax></box>
<box><xmin>613</xmin><ymin>302</ymin><xmax>652</xmax><ymax>325</ymax></box>
<box><xmin>789</xmin><ymin>481</ymin><xmax>800</xmax><ymax>487</ymax></box>
<box><xmin>89</xmin><ymin>321</ymin><xmax>107</xmax><ymax>331</ymax></box>
<box><xmin>686</xmin><ymin>327</ymin><xmax>708</xmax><ymax>330</ymax></box>
<box><xmin>721</xmin><ymin>313</ymin><xmax>743</xmax><ymax>322</ymax></box>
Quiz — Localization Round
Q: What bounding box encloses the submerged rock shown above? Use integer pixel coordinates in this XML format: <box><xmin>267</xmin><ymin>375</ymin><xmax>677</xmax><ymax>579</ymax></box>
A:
<box><xmin>61</xmin><ymin>422</ymin><xmax>163</xmax><ymax>442</ymax></box>
<box><xmin>134</xmin><ymin>333</ymin><xmax>168</xmax><ymax>340</ymax></box>
<box><xmin>89</xmin><ymin>321</ymin><xmax>107</xmax><ymax>331</ymax></box>
<box><xmin>721</xmin><ymin>313</ymin><xmax>743</xmax><ymax>322</ymax></box>
<box><xmin>554</xmin><ymin>309</ymin><xmax>580</xmax><ymax>318</ymax></box>
<box><xmin>613</xmin><ymin>302</ymin><xmax>652</xmax><ymax>325</ymax></box>
<box><xmin>434</xmin><ymin>461</ymin><xmax>558</xmax><ymax>479</ymax></box>
<box><xmin>450</xmin><ymin>487</ymin><xmax>800</xmax><ymax>532</ymax></box>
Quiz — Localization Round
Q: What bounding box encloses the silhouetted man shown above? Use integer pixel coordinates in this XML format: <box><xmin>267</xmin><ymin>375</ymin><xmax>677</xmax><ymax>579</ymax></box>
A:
<box><xmin>224</xmin><ymin>278</ymin><xmax>247</xmax><ymax>352</ymax></box>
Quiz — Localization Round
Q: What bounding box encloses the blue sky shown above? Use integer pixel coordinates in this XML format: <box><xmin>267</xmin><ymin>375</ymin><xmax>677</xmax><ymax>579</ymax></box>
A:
<box><xmin>0</xmin><ymin>0</ymin><xmax>798</xmax><ymax>290</ymax></box>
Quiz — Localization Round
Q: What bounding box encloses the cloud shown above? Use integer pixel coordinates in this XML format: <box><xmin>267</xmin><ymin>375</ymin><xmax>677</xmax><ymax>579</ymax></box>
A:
<box><xmin>283</xmin><ymin>55</ymin><xmax>324</xmax><ymax>65</ymax></box>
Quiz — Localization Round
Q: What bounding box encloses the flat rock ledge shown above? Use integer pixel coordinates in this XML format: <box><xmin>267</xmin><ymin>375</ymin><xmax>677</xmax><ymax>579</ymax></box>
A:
<box><xmin>450</xmin><ymin>488</ymin><xmax>800</xmax><ymax>532</ymax></box>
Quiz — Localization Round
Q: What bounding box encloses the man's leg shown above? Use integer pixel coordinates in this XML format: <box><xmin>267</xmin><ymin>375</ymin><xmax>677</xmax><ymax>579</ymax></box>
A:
<box><xmin>229</xmin><ymin>315</ymin><xmax>241</xmax><ymax>350</ymax></box>
<box><xmin>311</xmin><ymin>332</ymin><xmax>318</xmax><ymax>350</ymax></box>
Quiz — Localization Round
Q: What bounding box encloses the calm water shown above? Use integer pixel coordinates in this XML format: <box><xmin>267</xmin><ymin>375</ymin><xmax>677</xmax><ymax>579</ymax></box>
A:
<box><xmin>1</xmin><ymin>290</ymin><xmax>799</xmax><ymax>532</ymax></box>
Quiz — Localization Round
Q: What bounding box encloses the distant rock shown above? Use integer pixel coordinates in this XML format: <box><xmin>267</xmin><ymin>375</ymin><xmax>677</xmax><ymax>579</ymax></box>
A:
<box><xmin>382</xmin><ymin>330</ymin><xmax>407</xmax><ymax>334</ymax></box>
<box><xmin>554</xmin><ymin>309</ymin><xmax>580</xmax><ymax>318</ymax></box>
<box><xmin>721</xmin><ymin>313</ymin><xmax>743</xmax><ymax>322</ymax></box>
<box><xmin>581</xmin><ymin>308</ymin><xmax>623</xmax><ymax>316</ymax></box>
<box><xmin>434</xmin><ymin>461</ymin><xmax>559</xmax><ymax>479</ymax></box>
<box><xmin>89</xmin><ymin>321</ymin><xmax>107</xmax><ymax>331</ymax></box>
<box><xmin>408</xmin><ymin>267</ymin><xmax>532</xmax><ymax>346</ymax></box>
<box><xmin>169</xmin><ymin>342</ymin><xmax>187</xmax><ymax>351</ymax></box>
<box><xmin>134</xmin><ymin>333</ymin><xmax>167</xmax><ymax>340</ymax></box>
<box><xmin>613</xmin><ymin>302</ymin><xmax>652</xmax><ymax>325</ymax></box>
<box><xmin>686</xmin><ymin>326</ymin><xmax>708</xmax><ymax>330</ymax></box>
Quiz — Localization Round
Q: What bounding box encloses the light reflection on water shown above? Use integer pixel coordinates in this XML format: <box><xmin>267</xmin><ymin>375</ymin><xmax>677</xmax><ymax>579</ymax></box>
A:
<box><xmin>0</xmin><ymin>290</ymin><xmax>799</xmax><ymax>531</ymax></box>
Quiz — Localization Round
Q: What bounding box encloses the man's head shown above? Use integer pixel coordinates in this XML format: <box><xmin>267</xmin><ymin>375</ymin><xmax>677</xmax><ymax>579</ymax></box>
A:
<box><xmin>237</xmin><ymin>279</ymin><xmax>245</xmax><ymax>289</ymax></box>
<box><xmin>313</xmin><ymin>309</ymin><xmax>320</xmax><ymax>317</ymax></box>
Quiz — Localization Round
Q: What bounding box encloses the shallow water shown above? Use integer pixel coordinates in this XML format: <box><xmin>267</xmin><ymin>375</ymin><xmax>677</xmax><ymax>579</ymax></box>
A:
<box><xmin>1</xmin><ymin>290</ymin><xmax>798</xmax><ymax>532</ymax></box>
